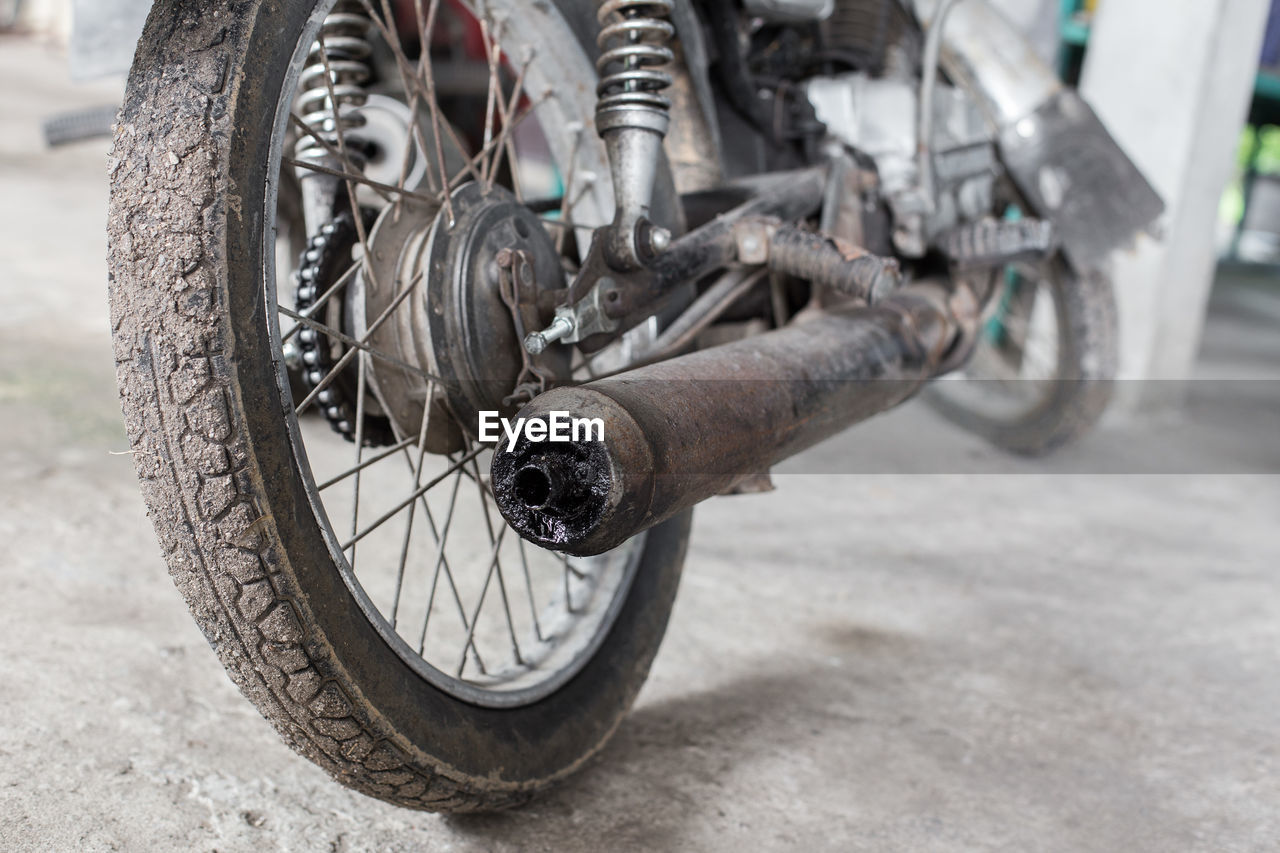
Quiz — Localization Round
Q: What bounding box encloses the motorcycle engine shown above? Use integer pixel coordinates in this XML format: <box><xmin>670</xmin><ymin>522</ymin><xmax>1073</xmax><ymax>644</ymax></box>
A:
<box><xmin>804</xmin><ymin>72</ymin><xmax>1000</xmax><ymax>255</ymax></box>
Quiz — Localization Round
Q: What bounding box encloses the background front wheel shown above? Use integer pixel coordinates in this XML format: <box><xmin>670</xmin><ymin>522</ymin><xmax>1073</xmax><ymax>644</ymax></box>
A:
<box><xmin>926</xmin><ymin>255</ymin><xmax>1119</xmax><ymax>456</ymax></box>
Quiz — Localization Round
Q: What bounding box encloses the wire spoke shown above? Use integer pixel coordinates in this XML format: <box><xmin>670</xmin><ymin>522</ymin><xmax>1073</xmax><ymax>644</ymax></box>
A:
<box><xmin>285</xmin><ymin>156</ymin><xmax>440</xmax><ymax>206</ymax></box>
<box><xmin>417</xmin><ymin>462</ymin><xmax>467</xmax><ymax>655</ymax></box>
<box><xmin>396</xmin><ymin>440</ymin><xmax>476</xmax><ymax>649</ymax></box>
<box><xmin>455</xmin><ymin>525</ymin><xmax>508</xmax><ymax>678</ymax></box>
<box><xmin>467</xmin><ymin>452</ymin><xmax>523</xmax><ymax>665</ymax></box>
<box><xmin>288</xmin><ymin>114</ymin><xmax>393</xmax><ymax>203</ymax></box>
<box><xmin>376</xmin><ymin>0</ymin><xmax>439</xmax><ymax>197</ymax></box>
<box><xmin>294</xmin><ymin>270</ymin><xmax>422</xmax><ymax>417</ymax></box>
<box><xmin>316</xmin><ymin>435</ymin><xmax>416</xmax><ymax>491</ymax></box>
<box><xmin>398</xmin><ymin>90</ymin><xmax>432</xmax><ymax>195</ymax></box>
<box><xmin>554</xmin><ymin>125</ymin><xmax>586</xmax><ymax>254</ymax></box>
<box><xmin>280</xmin><ymin>256</ymin><xmax>362</xmax><ymax>344</ymax></box>
<box><xmin>411</xmin><ymin>0</ymin><xmax>458</xmax><ymax>217</ymax></box>
<box><xmin>347</xmin><ymin>351</ymin><xmax>369</xmax><ymax>567</ymax></box>
<box><xmin>341</xmin><ymin>443</ymin><xmax>484</xmax><ymax>550</ymax></box>
<box><xmin>484</xmin><ymin>34</ymin><xmax>532</xmax><ymax>192</ymax></box>
<box><xmin>563</xmin><ymin>554</ymin><xmax>574</xmax><ymax>613</ymax></box>
<box><xmin>563</xmin><ymin>554</ymin><xmax>586</xmax><ymax>580</ymax></box>
<box><xmin>277</xmin><ymin>304</ymin><xmax>445</xmax><ymax>386</ymax></box>
<box><xmin>390</xmin><ymin>381</ymin><xmax>435</xmax><ymax>626</ymax></box>
<box><xmin>562</xmin><ymin>554</ymin><xmax>588</xmax><ymax>613</ymax></box>
<box><xmin>505</xmin><ymin>133</ymin><xmax>525</xmax><ymax>203</ymax></box>
<box><xmin>449</xmin><ymin>93</ymin><xmax>551</xmax><ymax>197</ymax></box>
<box><xmin>479</xmin><ymin>16</ymin><xmax>501</xmax><ymax>186</ymax></box>
<box><xmin>359</xmin><ymin>0</ymin><xmax>478</xmax><ymax>224</ymax></box>
<box><xmin>518</xmin><ymin>539</ymin><xmax>543</xmax><ymax>642</ymax></box>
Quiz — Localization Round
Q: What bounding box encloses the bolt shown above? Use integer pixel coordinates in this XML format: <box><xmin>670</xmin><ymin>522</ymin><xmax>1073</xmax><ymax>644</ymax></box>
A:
<box><xmin>524</xmin><ymin>315</ymin><xmax>575</xmax><ymax>355</ymax></box>
<box><xmin>636</xmin><ymin>221</ymin><xmax>672</xmax><ymax>260</ymax></box>
<box><xmin>650</xmin><ymin>226</ymin><xmax>671</xmax><ymax>253</ymax></box>
<box><xmin>737</xmin><ymin>229</ymin><xmax>768</xmax><ymax>264</ymax></box>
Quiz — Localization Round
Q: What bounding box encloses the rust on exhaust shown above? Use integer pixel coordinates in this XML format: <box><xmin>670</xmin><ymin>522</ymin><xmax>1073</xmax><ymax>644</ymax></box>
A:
<box><xmin>491</xmin><ymin>280</ymin><xmax>974</xmax><ymax>556</ymax></box>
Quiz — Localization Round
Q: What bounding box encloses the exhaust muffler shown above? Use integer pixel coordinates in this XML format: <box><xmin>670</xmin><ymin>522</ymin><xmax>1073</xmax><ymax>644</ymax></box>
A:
<box><xmin>490</xmin><ymin>281</ymin><xmax>975</xmax><ymax>556</ymax></box>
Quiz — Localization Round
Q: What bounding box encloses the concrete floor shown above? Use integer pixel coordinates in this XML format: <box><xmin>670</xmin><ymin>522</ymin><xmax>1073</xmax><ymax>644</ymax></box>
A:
<box><xmin>2</xmin><ymin>37</ymin><xmax>1279</xmax><ymax>852</ymax></box>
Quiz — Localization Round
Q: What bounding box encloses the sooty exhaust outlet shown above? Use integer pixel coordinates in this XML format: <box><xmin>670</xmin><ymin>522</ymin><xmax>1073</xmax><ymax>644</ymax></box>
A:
<box><xmin>491</xmin><ymin>281</ymin><xmax>975</xmax><ymax>556</ymax></box>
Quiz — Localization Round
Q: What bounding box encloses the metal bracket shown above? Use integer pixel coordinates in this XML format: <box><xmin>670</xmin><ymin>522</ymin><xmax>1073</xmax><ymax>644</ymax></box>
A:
<box><xmin>523</xmin><ymin>274</ymin><xmax>621</xmax><ymax>354</ymax></box>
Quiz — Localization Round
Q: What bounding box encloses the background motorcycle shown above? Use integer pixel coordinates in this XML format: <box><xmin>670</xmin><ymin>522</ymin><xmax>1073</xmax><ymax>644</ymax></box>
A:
<box><xmin>107</xmin><ymin>0</ymin><xmax>1160</xmax><ymax>810</ymax></box>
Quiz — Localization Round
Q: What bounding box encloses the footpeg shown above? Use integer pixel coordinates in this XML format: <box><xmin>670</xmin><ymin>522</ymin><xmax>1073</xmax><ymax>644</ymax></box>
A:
<box><xmin>942</xmin><ymin>217</ymin><xmax>1055</xmax><ymax>268</ymax></box>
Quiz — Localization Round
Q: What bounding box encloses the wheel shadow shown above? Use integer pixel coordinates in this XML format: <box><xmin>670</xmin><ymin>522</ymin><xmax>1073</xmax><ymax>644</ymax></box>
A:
<box><xmin>445</xmin><ymin>621</ymin><xmax>914</xmax><ymax>850</ymax></box>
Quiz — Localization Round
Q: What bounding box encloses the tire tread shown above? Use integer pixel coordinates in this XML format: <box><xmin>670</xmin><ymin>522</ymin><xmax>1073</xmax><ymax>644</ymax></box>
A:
<box><xmin>108</xmin><ymin>1</ymin><xmax>530</xmax><ymax>813</ymax></box>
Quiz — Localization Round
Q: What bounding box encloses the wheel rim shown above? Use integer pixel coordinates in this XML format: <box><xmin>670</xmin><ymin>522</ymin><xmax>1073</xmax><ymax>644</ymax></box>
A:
<box><xmin>259</xmin><ymin>0</ymin><xmax>648</xmax><ymax>708</ymax></box>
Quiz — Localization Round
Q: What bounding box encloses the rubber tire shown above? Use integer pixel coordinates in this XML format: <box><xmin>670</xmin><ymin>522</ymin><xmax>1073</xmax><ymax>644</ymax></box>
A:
<box><xmin>108</xmin><ymin>0</ymin><xmax>691</xmax><ymax>812</ymax></box>
<box><xmin>925</xmin><ymin>257</ymin><xmax>1118</xmax><ymax>457</ymax></box>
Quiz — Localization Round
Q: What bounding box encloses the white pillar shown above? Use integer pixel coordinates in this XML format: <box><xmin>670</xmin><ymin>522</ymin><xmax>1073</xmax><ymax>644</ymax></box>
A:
<box><xmin>17</xmin><ymin>0</ymin><xmax>72</xmax><ymax>43</ymax></box>
<box><xmin>1079</xmin><ymin>0</ymin><xmax>1269</xmax><ymax>414</ymax></box>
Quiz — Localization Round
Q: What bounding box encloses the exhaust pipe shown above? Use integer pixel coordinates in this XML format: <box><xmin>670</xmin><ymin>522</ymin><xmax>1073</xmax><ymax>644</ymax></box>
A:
<box><xmin>491</xmin><ymin>281</ymin><xmax>976</xmax><ymax>556</ymax></box>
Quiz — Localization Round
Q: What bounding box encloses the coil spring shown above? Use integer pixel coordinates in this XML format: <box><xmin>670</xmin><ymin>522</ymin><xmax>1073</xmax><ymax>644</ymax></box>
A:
<box><xmin>595</xmin><ymin>0</ymin><xmax>675</xmax><ymax>115</ymax></box>
<box><xmin>295</xmin><ymin>1</ymin><xmax>374</xmax><ymax>163</ymax></box>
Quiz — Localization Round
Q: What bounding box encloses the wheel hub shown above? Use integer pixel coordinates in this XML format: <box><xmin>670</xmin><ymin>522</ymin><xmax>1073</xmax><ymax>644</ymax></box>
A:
<box><xmin>359</xmin><ymin>183</ymin><xmax>567</xmax><ymax>452</ymax></box>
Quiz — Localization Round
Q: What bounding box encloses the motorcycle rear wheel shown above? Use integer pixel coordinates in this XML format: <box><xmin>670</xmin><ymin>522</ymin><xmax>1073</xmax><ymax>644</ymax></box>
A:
<box><xmin>109</xmin><ymin>0</ymin><xmax>691</xmax><ymax>811</ymax></box>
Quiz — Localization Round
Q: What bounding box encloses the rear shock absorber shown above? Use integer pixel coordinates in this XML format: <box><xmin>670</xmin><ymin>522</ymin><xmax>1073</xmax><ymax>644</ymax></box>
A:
<box><xmin>296</xmin><ymin>0</ymin><xmax>374</xmax><ymax>166</ymax></box>
<box><xmin>294</xmin><ymin>1</ymin><xmax>375</xmax><ymax>232</ymax></box>
<box><xmin>285</xmin><ymin>2</ymin><xmax>376</xmax><ymax>430</ymax></box>
<box><xmin>595</xmin><ymin>0</ymin><xmax>676</xmax><ymax>270</ymax></box>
